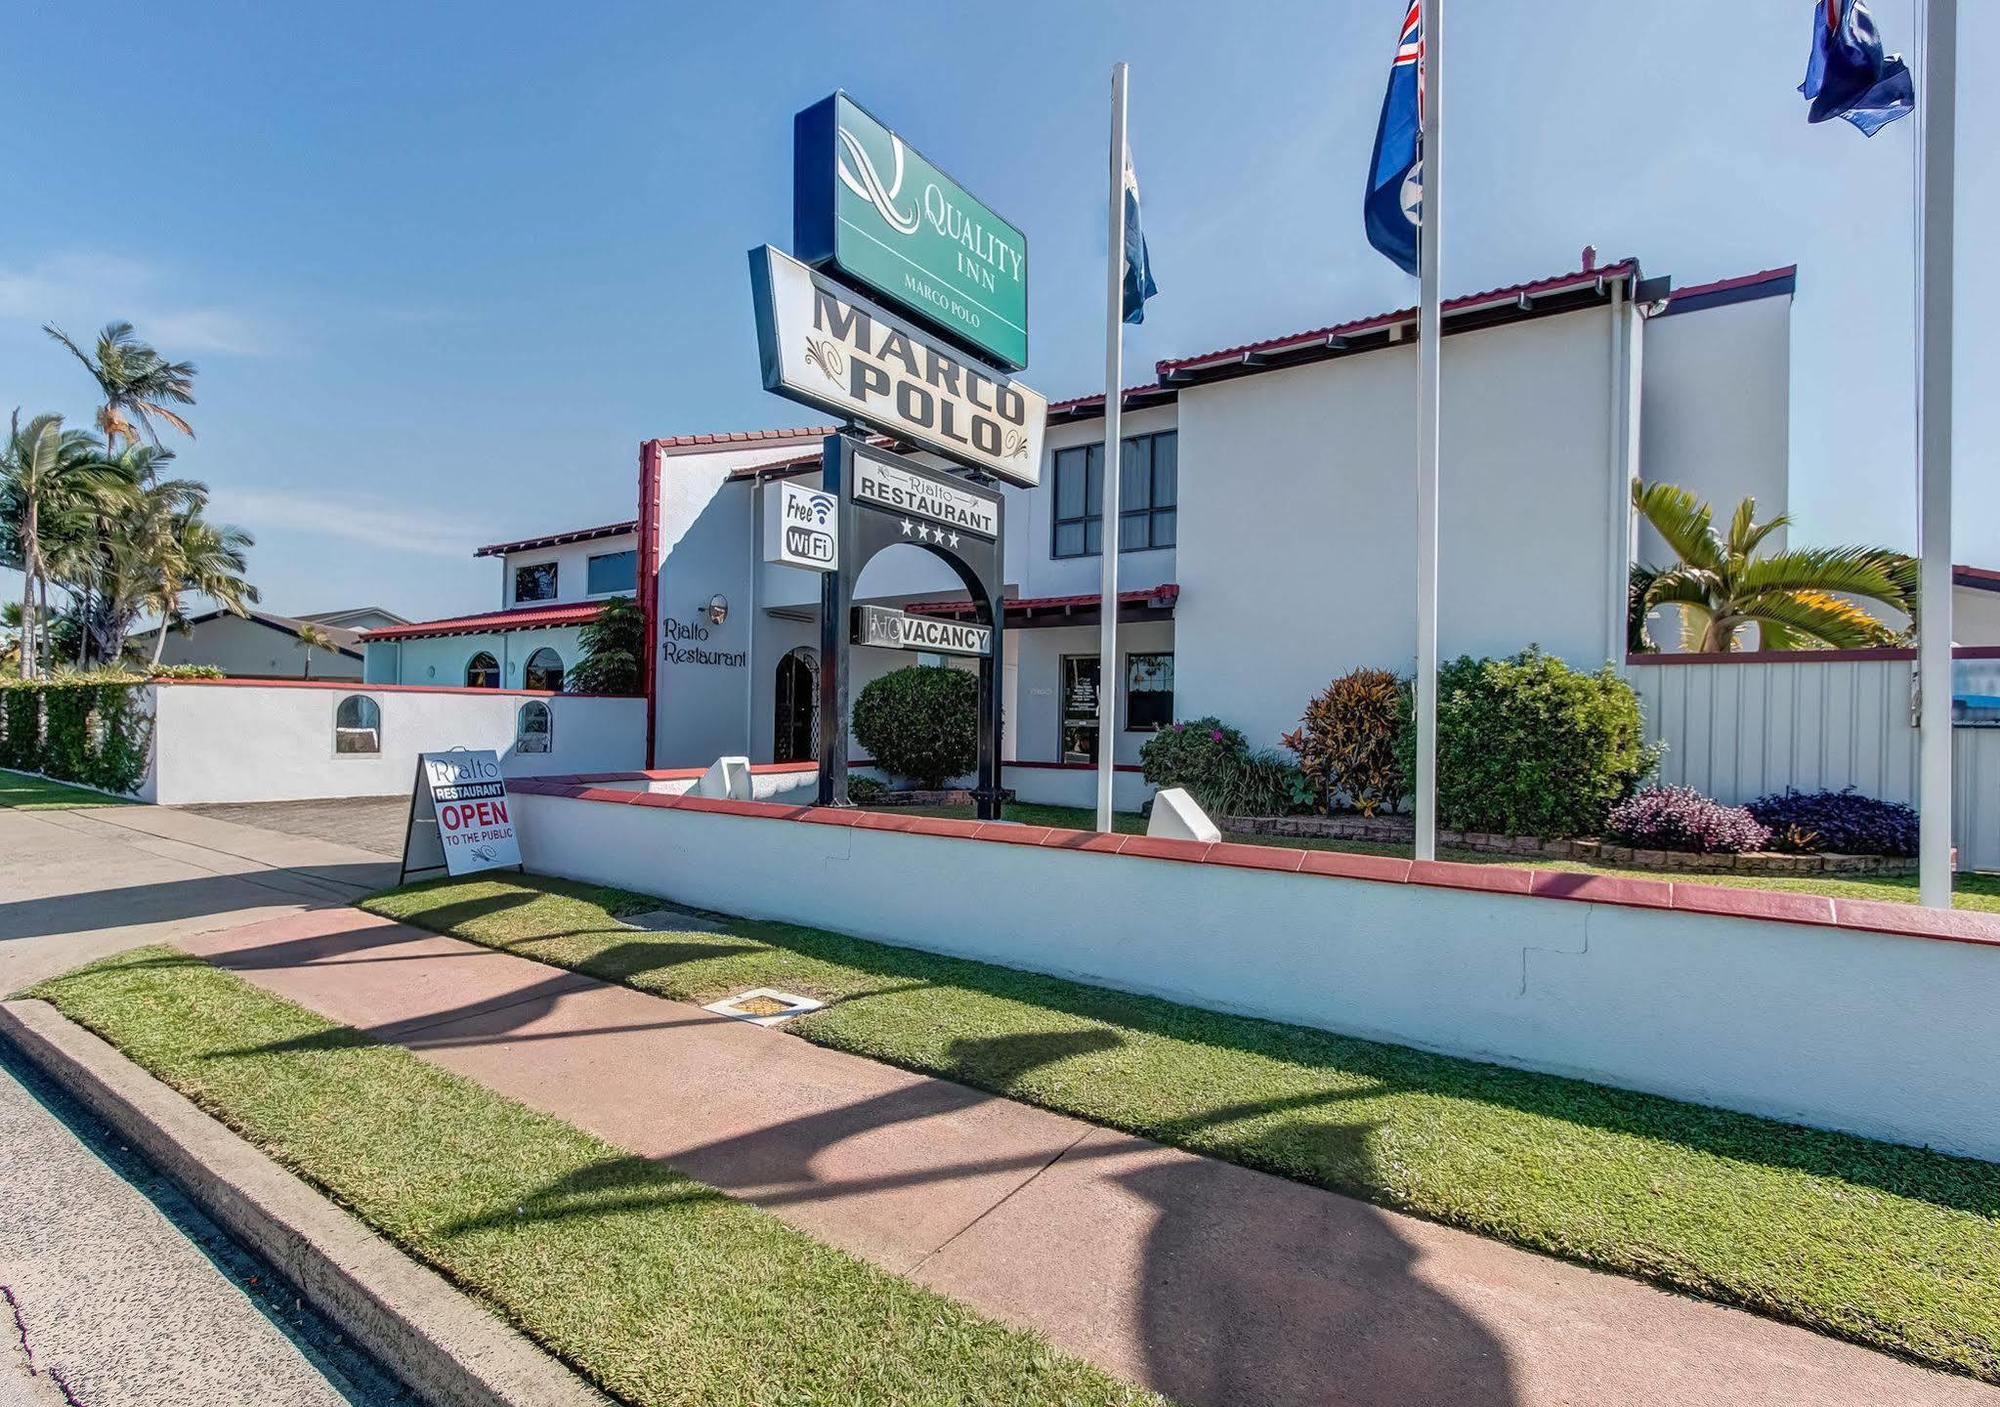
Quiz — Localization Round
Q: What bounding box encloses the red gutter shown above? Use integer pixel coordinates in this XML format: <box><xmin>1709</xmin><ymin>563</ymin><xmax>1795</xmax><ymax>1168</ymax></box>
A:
<box><xmin>638</xmin><ymin>440</ymin><xmax>664</xmax><ymax>769</ymax></box>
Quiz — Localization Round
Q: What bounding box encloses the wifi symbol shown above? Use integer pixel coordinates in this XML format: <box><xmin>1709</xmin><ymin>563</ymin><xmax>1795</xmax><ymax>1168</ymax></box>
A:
<box><xmin>811</xmin><ymin>498</ymin><xmax>832</xmax><ymax>526</ymax></box>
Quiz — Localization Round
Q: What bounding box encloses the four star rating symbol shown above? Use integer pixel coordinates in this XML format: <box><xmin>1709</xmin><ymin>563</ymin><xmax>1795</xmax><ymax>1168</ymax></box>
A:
<box><xmin>899</xmin><ymin>519</ymin><xmax>964</xmax><ymax>550</ymax></box>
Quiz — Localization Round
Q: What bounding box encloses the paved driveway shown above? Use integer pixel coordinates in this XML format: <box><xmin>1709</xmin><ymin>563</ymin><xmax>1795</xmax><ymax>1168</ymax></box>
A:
<box><xmin>178</xmin><ymin>798</ymin><xmax>411</xmax><ymax>858</ymax></box>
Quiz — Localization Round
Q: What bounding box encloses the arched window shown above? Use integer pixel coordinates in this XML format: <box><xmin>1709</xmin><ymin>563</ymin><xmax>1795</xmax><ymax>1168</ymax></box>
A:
<box><xmin>523</xmin><ymin>647</ymin><xmax>564</xmax><ymax>692</ymax></box>
<box><xmin>517</xmin><ymin>699</ymin><xmax>553</xmax><ymax>754</ymax></box>
<box><xmin>334</xmin><ymin>695</ymin><xmax>381</xmax><ymax>755</ymax></box>
<box><xmin>465</xmin><ymin>651</ymin><xmax>499</xmax><ymax>688</ymax></box>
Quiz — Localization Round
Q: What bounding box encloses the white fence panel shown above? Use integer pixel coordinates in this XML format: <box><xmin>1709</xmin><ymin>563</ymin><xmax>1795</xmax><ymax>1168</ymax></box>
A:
<box><xmin>1626</xmin><ymin>655</ymin><xmax>2000</xmax><ymax>872</ymax></box>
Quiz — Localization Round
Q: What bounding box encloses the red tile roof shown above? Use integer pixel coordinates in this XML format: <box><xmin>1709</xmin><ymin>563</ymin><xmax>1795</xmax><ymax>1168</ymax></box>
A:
<box><xmin>359</xmin><ymin>601</ymin><xmax>605</xmax><ymax>642</ymax></box>
<box><xmin>1156</xmin><ymin>260</ymin><xmax>1642</xmax><ymax>379</ymax></box>
<box><xmin>473</xmin><ymin>521</ymin><xmax>637</xmax><ymax>558</ymax></box>
<box><xmin>904</xmin><ymin>585</ymin><xmax>1179</xmax><ymax>617</ymax></box>
<box><xmin>647</xmin><ymin>427</ymin><xmax>837</xmax><ymax>452</ymax></box>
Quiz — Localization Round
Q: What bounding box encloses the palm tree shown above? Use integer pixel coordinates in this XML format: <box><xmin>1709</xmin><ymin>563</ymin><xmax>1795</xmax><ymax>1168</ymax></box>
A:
<box><xmin>145</xmin><ymin>514</ymin><xmax>258</xmax><ymax>666</ymax></box>
<box><xmin>1</xmin><ymin>413</ymin><xmax>125</xmax><ymax>677</ymax></box>
<box><xmin>1630</xmin><ymin>482</ymin><xmax>1916</xmax><ymax>653</ymax></box>
<box><xmin>43</xmin><ymin>321</ymin><xmax>197</xmax><ymax>453</ymax></box>
<box><xmin>295</xmin><ymin>622</ymin><xmax>334</xmax><ymax>679</ymax></box>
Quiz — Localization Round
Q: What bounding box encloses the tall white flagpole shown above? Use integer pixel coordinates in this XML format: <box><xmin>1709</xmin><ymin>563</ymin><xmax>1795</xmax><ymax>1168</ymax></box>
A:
<box><xmin>1915</xmin><ymin>0</ymin><xmax>1956</xmax><ymax>907</ymax></box>
<box><xmin>1413</xmin><ymin>0</ymin><xmax>1444</xmax><ymax>862</ymax></box>
<box><xmin>1096</xmin><ymin>62</ymin><xmax>1130</xmax><ymax>834</ymax></box>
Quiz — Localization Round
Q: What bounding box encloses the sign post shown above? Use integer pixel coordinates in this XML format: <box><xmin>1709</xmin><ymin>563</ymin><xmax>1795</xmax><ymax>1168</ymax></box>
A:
<box><xmin>398</xmin><ymin>750</ymin><xmax>522</xmax><ymax>885</ymax></box>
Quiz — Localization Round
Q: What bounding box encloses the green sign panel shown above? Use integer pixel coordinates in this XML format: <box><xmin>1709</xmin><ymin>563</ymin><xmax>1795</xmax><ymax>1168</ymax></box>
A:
<box><xmin>794</xmin><ymin>92</ymin><xmax>1028</xmax><ymax>372</ymax></box>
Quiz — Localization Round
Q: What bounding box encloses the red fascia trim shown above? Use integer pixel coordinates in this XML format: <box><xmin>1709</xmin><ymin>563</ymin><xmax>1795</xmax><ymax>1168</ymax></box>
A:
<box><xmin>1659</xmin><ymin>265</ymin><xmax>1798</xmax><ymax>306</ymax></box>
<box><xmin>905</xmin><ymin>585</ymin><xmax>1180</xmax><ymax>618</ymax></box>
<box><xmin>1954</xmin><ymin>564</ymin><xmax>2000</xmax><ymax>593</ymax></box>
<box><xmin>649</xmin><ymin>427</ymin><xmax>836</xmax><ymax>454</ymax></box>
<box><xmin>156</xmin><ymin>677</ymin><xmax>636</xmax><ymax>700</ymax></box>
<box><xmin>471</xmin><ymin>520</ymin><xmax>638</xmax><ymax>559</ymax></box>
<box><xmin>514</xmin><ymin>788</ymin><xmax>2000</xmax><ymax>951</ymax></box>
<box><xmin>638</xmin><ymin>441</ymin><xmax>663</xmax><ymax>769</ymax></box>
<box><xmin>361</xmin><ymin>603</ymin><xmax>605</xmax><ymax>642</ymax></box>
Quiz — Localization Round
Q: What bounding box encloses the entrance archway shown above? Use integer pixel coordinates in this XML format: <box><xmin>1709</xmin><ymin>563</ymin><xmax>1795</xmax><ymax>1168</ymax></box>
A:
<box><xmin>773</xmin><ymin>647</ymin><xmax>819</xmax><ymax>763</ymax></box>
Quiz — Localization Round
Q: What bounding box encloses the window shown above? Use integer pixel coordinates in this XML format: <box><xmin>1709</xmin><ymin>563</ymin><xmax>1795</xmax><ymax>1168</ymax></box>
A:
<box><xmin>1060</xmin><ymin>655</ymin><xmax>1101</xmax><ymax>763</ymax></box>
<box><xmin>517</xmin><ymin>699</ymin><xmax>553</xmax><ymax>753</ymax></box>
<box><xmin>514</xmin><ymin>561</ymin><xmax>558</xmax><ymax>603</ymax></box>
<box><xmin>1050</xmin><ymin>430</ymin><xmax>1177</xmax><ymax>559</ymax></box>
<box><xmin>523</xmin><ymin>646</ymin><xmax>564</xmax><ymax>692</ymax></box>
<box><xmin>1125</xmin><ymin>653</ymin><xmax>1174</xmax><ymax>731</ymax></box>
<box><xmin>465</xmin><ymin>651</ymin><xmax>499</xmax><ymax>688</ymax></box>
<box><xmin>334</xmin><ymin>695</ymin><xmax>380</xmax><ymax>755</ymax></box>
<box><xmin>586</xmin><ymin>549</ymin><xmax>637</xmax><ymax>595</ymax></box>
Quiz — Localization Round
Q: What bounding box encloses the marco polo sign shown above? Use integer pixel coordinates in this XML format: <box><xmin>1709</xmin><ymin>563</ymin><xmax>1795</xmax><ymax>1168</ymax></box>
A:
<box><xmin>750</xmin><ymin>244</ymin><xmax>1047</xmax><ymax>488</ymax></box>
<box><xmin>795</xmin><ymin>92</ymin><xmax>1028</xmax><ymax>372</ymax></box>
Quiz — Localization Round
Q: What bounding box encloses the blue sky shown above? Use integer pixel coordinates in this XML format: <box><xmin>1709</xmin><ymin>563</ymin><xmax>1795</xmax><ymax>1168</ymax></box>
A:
<box><xmin>2</xmin><ymin>0</ymin><xmax>1992</xmax><ymax>620</ymax></box>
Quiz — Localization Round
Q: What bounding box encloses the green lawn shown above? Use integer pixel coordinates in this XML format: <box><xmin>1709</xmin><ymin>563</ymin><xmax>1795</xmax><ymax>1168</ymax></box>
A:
<box><xmin>29</xmin><ymin>948</ymin><xmax>1159</xmax><ymax>1407</ymax></box>
<box><xmin>899</xmin><ymin>800</ymin><xmax>2000</xmax><ymax>912</ymax></box>
<box><xmin>0</xmin><ymin>768</ymin><xmax>128</xmax><ymax>810</ymax></box>
<box><xmin>360</xmin><ymin>872</ymin><xmax>2000</xmax><ymax>1383</ymax></box>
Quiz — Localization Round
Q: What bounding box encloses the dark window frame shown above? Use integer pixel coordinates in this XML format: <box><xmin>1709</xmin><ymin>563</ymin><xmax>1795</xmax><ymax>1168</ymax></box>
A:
<box><xmin>514</xmin><ymin>560</ymin><xmax>559</xmax><ymax>603</ymax></box>
<box><xmin>1059</xmin><ymin>653</ymin><xmax>1102</xmax><ymax>764</ymax></box>
<box><xmin>1123</xmin><ymin>651</ymin><xmax>1175</xmax><ymax>733</ymax></box>
<box><xmin>585</xmin><ymin>549</ymin><xmax>637</xmax><ymax>596</ymax></box>
<box><xmin>517</xmin><ymin>699</ymin><xmax>554</xmax><ymax>753</ymax></box>
<box><xmin>465</xmin><ymin>651</ymin><xmax>499</xmax><ymax>688</ymax></box>
<box><xmin>523</xmin><ymin>646</ymin><xmax>565</xmax><ymax>693</ymax></box>
<box><xmin>333</xmin><ymin>694</ymin><xmax>381</xmax><ymax>756</ymax></box>
<box><xmin>1050</xmin><ymin>430</ymin><xmax>1177</xmax><ymax>560</ymax></box>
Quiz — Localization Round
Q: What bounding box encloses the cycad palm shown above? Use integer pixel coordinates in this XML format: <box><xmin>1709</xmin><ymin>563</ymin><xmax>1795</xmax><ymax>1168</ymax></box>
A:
<box><xmin>1630</xmin><ymin>482</ymin><xmax>1915</xmax><ymax>653</ymax></box>
<box><xmin>43</xmin><ymin>321</ymin><xmax>197</xmax><ymax>451</ymax></box>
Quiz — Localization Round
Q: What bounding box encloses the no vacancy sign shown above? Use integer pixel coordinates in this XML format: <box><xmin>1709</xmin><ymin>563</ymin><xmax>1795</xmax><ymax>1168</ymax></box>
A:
<box><xmin>399</xmin><ymin>750</ymin><xmax>522</xmax><ymax>883</ymax></box>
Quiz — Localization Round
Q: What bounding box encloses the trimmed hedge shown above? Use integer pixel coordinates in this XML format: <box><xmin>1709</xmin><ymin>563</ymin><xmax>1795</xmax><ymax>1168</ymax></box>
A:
<box><xmin>852</xmin><ymin>666</ymin><xmax>979</xmax><ymax>789</ymax></box>
<box><xmin>1398</xmin><ymin>648</ymin><xmax>1659</xmax><ymax>838</ymax></box>
<box><xmin>1140</xmin><ymin>717</ymin><xmax>1311</xmax><ymax>818</ymax></box>
<box><xmin>0</xmin><ymin>677</ymin><xmax>153</xmax><ymax>794</ymax></box>
<box><xmin>1748</xmin><ymin>787</ymin><xmax>1920</xmax><ymax>857</ymax></box>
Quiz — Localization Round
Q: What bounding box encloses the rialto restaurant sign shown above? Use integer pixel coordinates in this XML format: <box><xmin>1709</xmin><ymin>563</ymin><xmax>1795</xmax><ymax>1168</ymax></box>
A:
<box><xmin>854</xmin><ymin>454</ymin><xmax>997</xmax><ymax>539</ymax></box>
<box><xmin>852</xmin><ymin>604</ymin><xmax>992</xmax><ymax>657</ymax></box>
<box><xmin>794</xmin><ymin>92</ymin><xmax>1028</xmax><ymax>372</ymax></box>
<box><xmin>750</xmin><ymin>245</ymin><xmax>1047</xmax><ymax>488</ymax></box>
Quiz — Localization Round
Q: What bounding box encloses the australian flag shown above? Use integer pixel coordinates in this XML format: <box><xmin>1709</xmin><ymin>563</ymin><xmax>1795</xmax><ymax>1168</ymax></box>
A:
<box><xmin>1122</xmin><ymin>142</ymin><xmax>1158</xmax><ymax>325</ymax></box>
<box><xmin>1801</xmin><ymin>0</ymin><xmax>1914</xmax><ymax>137</ymax></box>
<box><xmin>1365</xmin><ymin>1</ymin><xmax>1423</xmax><ymax>276</ymax></box>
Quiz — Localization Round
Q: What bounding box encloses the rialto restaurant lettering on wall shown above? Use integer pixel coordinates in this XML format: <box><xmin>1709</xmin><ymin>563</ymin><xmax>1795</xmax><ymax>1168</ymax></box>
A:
<box><xmin>662</xmin><ymin>617</ymin><xmax>745</xmax><ymax>669</ymax></box>
<box><xmin>750</xmin><ymin>245</ymin><xmax>1048</xmax><ymax>489</ymax></box>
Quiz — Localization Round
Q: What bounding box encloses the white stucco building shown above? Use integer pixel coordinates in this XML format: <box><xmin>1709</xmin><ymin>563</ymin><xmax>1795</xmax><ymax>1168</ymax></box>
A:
<box><xmin>361</xmin><ymin>520</ymin><xmax>639</xmax><ymax>691</ymax></box>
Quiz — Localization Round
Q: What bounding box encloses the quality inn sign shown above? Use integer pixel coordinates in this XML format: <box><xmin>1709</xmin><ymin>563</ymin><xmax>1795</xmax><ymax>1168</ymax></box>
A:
<box><xmin>749</xmin><ymin>244</ymin><xmax>1047</xmax><ymax>488</ymax></box>
<box><xmin>795</xmin><ymin>92</ymin><xmax>1029</xmax><ymax>372</ymax></box>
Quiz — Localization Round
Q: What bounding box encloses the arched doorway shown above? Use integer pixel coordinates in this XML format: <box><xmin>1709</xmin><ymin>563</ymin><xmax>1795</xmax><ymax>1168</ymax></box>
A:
<box><xmin>773</xmin><ymin>647</ymin><xmax>818</xmax><ymax>763</ymax></box>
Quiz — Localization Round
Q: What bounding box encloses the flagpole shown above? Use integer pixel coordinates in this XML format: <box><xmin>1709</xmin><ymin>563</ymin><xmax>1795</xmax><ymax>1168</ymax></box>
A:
<box><xmin>1096</xmin><ymin>62</ymin><xmax>1129</xmax><ymax>834</ymax></box>
<box><xmin>1915</xmin><ymin>0</ymin><xmax>1955</xmax><ymax>907</ymax></box>
<box><xmin>1413</xmin><ymin>0</ymin><xmax>1443</xmax><ymax>863</ymax></box>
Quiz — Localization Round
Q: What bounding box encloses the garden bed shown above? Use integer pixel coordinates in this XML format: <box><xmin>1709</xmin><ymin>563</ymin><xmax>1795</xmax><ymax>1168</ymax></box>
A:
<box><xmin>1224</xmin><ymin>814</ymin><xmax>1918</xmax><ymax>877</ymax></box>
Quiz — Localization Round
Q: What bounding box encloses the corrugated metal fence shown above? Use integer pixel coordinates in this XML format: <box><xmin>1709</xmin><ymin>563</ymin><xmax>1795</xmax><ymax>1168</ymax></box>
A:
<box><xmin>1624</xmin><ymin>651</ymin><xmax>2000</xmax><ymax>872</ymax></box>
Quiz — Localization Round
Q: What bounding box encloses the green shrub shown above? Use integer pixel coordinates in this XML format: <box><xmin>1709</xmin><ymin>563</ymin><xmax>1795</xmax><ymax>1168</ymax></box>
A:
<box><xmin>1396</xmin><ymin>647</ymin><xmax>1658</xmax><ymax>838</ymax></box>
<box><xmin>852</xmin><ymin>666</ymin><xmax>979</xmax><ymax>789</ymax></box>
<box><xmin>1140</xmin><ymin>717</ymin><xmax>1312</xmax><ymax>818</ymax></box>
<box><xmin>146</xmin><ymin>663</ymin><xmax>224</xmax><ymax>680</ymax></box>
<box><xmin>0</xmin><ymin>677</ymin><xmax>152</xmax><ymax>794</ymax></box>
<box><xmin>1283</xmin><ymin>668</ymin><xmax>1410</xmax><ymax>816</ymax></box>
<box><xmin>846</xmin><ymin>775</ymin><xmax>888</xmax><ymax>804</ymax></box>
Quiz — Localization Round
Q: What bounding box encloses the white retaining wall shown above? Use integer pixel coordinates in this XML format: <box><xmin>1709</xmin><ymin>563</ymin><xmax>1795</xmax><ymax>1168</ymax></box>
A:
<box><xmin>513</xmin><ymin>790</ymin><xmax>2000</xmax><ymax>1162</ymax></box>
<box><xmin>146</xmin><ymin>683</ymin><xmax>645</xmax><ymax>804</ymax></box>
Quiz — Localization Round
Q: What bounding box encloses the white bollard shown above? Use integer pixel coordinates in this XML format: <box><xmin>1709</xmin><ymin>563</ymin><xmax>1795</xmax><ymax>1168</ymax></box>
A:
<box><xmin>1147</xmin><ymin>787</ymin><xmax>1221</xmax><ymax>843</ymax></box>
<box><xmin>696</xmin><ymin>756</ymin><xmax>752</xmax><ymax>801</ymax></box>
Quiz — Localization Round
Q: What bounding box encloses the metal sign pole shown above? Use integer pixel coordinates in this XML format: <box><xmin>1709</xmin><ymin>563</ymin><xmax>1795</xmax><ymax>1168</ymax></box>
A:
<box><xmin>817</xmin><ymin>432</ymin><xmax>854</xmax><ymax>807</ymax></box>
<box><xmin>1915</xmin><ymin>0</ymin><xmax>1957</xmax><ymax>908</ymax></box>
<box><xmin>1413</xmin><ymin>0</ymin><xmax>1444</xmax><ymax>863</ymax></box>
<box><xmin>1096</xmin><ymin>62</ymin><xmax>1130</xmax><ymax>834</ymax></box>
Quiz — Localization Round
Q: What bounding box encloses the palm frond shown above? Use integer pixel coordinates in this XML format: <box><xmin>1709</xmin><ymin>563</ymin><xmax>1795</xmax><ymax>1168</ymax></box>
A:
<box><xmin>1736</xmin><ymin>545</ymin><xmax>1911</xmax><ymax>604</ymax></box>
<box><xmin>1632</xmin><ymin>481</ymin><xmax>1723</xmax><ymax>571</ymax></box>
<box><xmin>1744</xmin><ymin>589</ymin><xmax>1900</xmax><ymax>650</ymax></box>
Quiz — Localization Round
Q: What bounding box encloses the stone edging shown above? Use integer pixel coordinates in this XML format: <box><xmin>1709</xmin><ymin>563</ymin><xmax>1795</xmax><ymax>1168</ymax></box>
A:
<box><xmin>0</xmin><ymin>999</ymin><xmax>611</xmax><ymax>1407</ymax></box>
<box><xmin>1224</xmin><ymin>815</ymin><xmax>1918</xmax><ymax>877</ymax></box>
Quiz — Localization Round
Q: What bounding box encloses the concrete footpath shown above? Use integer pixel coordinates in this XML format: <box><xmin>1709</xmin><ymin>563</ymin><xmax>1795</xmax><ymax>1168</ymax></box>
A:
<box><xmin>172</xmin><ymin>903</ymin><xmax>1998</xmax><ymax>1407</ymax></box>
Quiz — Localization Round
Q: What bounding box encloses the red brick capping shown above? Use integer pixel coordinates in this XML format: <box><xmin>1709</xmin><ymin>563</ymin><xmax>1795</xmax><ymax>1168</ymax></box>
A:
<box><xmin>1626</xmin><ymin>644</ymin><xmax>2000</xmax><ymax>666</ymax></box>
<box><xmin>508</xmin><ymin>774</ymin><xmax>2000</xmax><ymax>953</ymax></box>
<box><xmin>156</xmin><ymin>678</ymin><xmax>639</xmax><ymax>701</ymax></box>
